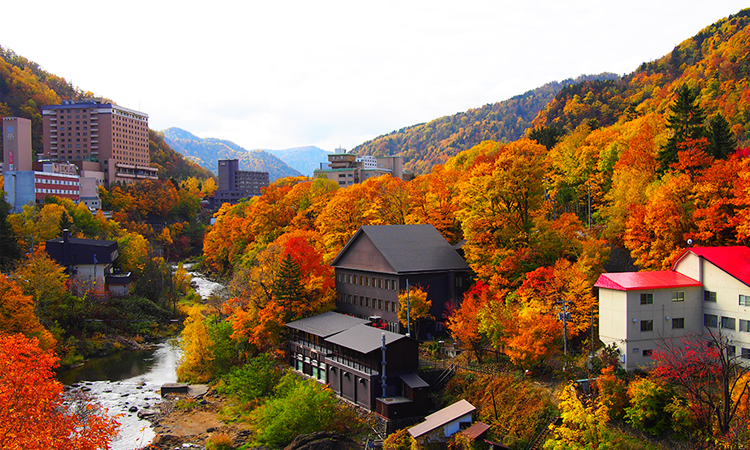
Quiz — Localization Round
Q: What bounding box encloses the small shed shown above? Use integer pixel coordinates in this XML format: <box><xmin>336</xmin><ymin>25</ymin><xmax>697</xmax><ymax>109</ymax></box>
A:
<box><xmin>409</xmin><ymin>399</ymin><xmax>475</xmax><ymax>443</ymax></box>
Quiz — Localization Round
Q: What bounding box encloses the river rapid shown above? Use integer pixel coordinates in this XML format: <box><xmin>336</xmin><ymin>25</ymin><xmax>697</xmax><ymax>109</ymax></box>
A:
<box><xmin>58</xmin><ymin>265</ymin><xmax>222</xmax><ymax>449</ymax></box>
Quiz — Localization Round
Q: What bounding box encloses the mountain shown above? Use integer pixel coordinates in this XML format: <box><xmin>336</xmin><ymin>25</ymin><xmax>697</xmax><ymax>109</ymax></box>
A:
<box><xmin>265</xmin><ymin>146</ymin><xmax>330</xmax><ymax>177</ymax></box>
<box><xmin>351</xmin><ymin>73</ymin><xmax>620</xmax><ymax>175</ymax></box>
<box><xmin>0</xmin><ymin>46</ymin><xmax>210</xmax><ymax>182</ymax></box>
<box><xmin>532</xmin><ymin>9</ymin><xmax>750</xmax><ymax>145</ymax></box>
<box><xmin>162</xmin><ymin>128</ymin><xmax>302</xmax><ymax>181</ymax></box>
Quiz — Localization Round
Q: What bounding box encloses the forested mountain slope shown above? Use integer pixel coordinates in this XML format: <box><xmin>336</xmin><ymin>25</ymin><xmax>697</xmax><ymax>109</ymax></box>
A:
<box><xmin>0</xmin><ymin>47</ymin><xmax>211</xmax><ymax>182</ymax></box>
<box><xmin>351</xmin><ymin>73</ymin><xmax>619</xmax><ymax>174</ymax></box>
<box><xmin>163</xmin><ymin>127</ymin><xmax>302</xmax><ymax>181</ymax></box>
<box><xmin>533</xmin><ymin>8</ymin><xmax>750</xmax><ymax>146</ymax></box>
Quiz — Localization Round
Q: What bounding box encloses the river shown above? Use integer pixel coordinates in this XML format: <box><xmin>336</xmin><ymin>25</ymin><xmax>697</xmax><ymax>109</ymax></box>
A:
<box><xmin>58</xmin><ymin>265</ymin><xmax>222</xmax><ymax>449</ymax></box>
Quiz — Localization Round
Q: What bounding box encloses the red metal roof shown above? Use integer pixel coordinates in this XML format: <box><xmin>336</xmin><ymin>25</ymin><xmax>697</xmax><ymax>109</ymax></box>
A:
<box><xmin>673</xmin><ymin>246</ymin><xmax>750</xmax><ymax>287</ymax></box>
<box><xmin>594</xmin><ymin>271</ymin><xmax>701</xmax><ymax>291</ymax></box>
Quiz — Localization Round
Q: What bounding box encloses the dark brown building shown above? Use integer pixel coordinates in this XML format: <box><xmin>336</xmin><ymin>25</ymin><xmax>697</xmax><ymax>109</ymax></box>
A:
<box><xmin>286</xmin><ymin>311</ymin><xmax>429</xmax><ymax>418</ymax></box>
<box><xmin>209</xmin><ymin>159</ymin><xmax>269</xmax><ymax>208</ymax></box>
<box><xmin>332</xmin><ymin>224</ymin><xmax>471</xmax><ymax>336</ymax></box>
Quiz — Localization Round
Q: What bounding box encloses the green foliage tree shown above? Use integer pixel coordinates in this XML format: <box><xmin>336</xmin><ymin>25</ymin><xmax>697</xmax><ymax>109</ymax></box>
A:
<box><xmin>249</xmin><ymin>372</ymin><xmax>338</xmax><ymax>448</ymax></box>
<box><xmin>217</xmin><ymin>353</ymin><xmax>282</xmax><ymax>405</ymax></box>
<box><xmin>658</xmin><ymin>85</ymin><xmax>707</xmax><ymax>172</ymax></box>
<box><xmin>0</xmin><ymin>194</ymin><xmax>21</xmax><ymax>271</ymax></box>
<box><xmin>707</xmin><ymin>113</ymin><xmax>737</xmax><ymax>159</ymax></box>
<box><xmin>274</xmin><ymin>253</ymin><xmax>304</xmax><ymax>322</ymax></box>
<box><xmin>529</xmin><ymin>125</ymin><xmax>565</xmax><ymax>150</ymax></box>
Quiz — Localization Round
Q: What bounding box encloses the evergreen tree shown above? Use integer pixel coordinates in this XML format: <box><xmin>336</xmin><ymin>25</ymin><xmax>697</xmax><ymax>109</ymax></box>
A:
<box><xmin>707</xmin><ymin>113</ymin><xmax>737</xmax><ymax>159</ymax></box>
<box><xmin>529</xmin><ymin>126</ymin><xmax>565</xmax><ymax>150</ymax></box>
<box><xmin>274</xmin><ymin>253</ymin><xmax>304</xmax><ymax>322</ymax></box>
<box><xmin>658</xmin><ymin>85</ymin><xmax>707</xmax><ymax>172</ymax></box>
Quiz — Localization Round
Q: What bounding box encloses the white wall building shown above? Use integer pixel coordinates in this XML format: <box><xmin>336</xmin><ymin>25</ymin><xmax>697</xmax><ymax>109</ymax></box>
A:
<box><xmin>596</xmin><ymin>247</ymin><xmax>750</xmax><ymax>371</ymax></box>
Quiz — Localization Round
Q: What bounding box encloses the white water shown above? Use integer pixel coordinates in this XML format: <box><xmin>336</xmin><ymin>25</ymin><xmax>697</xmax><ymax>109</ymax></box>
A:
<box><xmin>67</xmin><ymin>267</ymin><xmax>222</xmax><ymax>449</ymax></box>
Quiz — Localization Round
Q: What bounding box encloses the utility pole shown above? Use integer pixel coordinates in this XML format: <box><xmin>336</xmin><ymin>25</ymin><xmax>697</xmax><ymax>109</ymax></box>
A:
<box><xmin>557</xmin><ymin>298</ymin><xmax>570</xmax><ymax>359</ymax></box>
<box><xmin>406</xmin><ymin>279</ymin><xmax>411</xmax><ymax>337</ymax></box>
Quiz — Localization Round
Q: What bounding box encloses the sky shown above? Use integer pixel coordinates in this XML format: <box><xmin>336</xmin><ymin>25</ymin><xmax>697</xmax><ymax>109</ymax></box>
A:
<box><xmin>2</xmin><ymin>1</ymin><xmax>748</xmax><ymax>152</ymax></box>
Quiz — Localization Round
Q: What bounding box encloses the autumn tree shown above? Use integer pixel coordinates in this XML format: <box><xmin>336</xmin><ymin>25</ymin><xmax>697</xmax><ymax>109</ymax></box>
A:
<box><xmin>177</xmin><ymin>305</ymin><xmax>214</xmax><ymax>383</ymax></box>
<box><xmin>11</xmin><ymin>252</ymin><xmax>68</xmax><ymax>329</ymax></box>
<box><xmin>0</xmin><ymin>275</ymin><xmax>55</xmax><ymax>350</ymax></box>
<box><xmin>0</xmin><ymin>333</ymin><xmax>119</xmax><ymax>449</ymax></box>
<box><xmin>398</xmin><ymin>285</ymin><xmax>432</xmax><ymax>338</ymax></box>
<box><xmin>447</xmin><ymin>281</ymin><xmax>490</xmax><ymax>363</ymax></box>
<box><xmin>652</xmin><ymin>329</ymin><xmax>750</xmax><ymax>436</ymax></box>
<box><xmin>456</xmin><ymin>139</ymin><xmax>548</xmax><ymax>288</ymax></box>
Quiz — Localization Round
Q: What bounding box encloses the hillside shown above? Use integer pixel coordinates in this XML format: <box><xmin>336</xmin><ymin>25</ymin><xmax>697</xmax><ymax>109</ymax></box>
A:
<box><xmin>533</xmin><ymin>8</ymin><xmax>750</xmax><ymax>146</ymax></box>
<box><xmin>351</xmin><ymin>73</ymin><xmax>619</xmax><ymax>174</ymax></box>
<box><xmin>162</xmin><ymin>127</ymin><xmax>302</xmax><ymax>181</ymax></box>
<box><xmin>0</xmin><ymin>47</ymin><xmax>210</xmax><ymax>182</ymax></box>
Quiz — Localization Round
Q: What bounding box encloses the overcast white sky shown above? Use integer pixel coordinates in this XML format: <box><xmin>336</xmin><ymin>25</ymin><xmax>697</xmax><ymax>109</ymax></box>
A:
<box><xmin>2</xmin><ymin>1</ymin><xmax>748</xmax><ymax>152</ymax></box>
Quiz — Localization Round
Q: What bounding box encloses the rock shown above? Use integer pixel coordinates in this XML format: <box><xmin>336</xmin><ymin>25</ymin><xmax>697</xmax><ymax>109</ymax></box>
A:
<box><xmin>129</xmin><ymin>406</ymin><xmax>138</xmax><ymax>413</ymax></box>
<box><xmin>283</xmin><ymin>431</ymin><xmax>360</xmax><ymax>450</ymax></box>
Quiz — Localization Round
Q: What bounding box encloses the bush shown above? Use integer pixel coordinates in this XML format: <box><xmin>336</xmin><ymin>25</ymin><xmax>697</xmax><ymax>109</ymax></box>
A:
<box><xmin>206</xmin><ymin>432</ymin><xmax>234</xmax><ymax>450</ymax></box>
<box><xmin>249</xmin><ymin>372</ymin><xmax>338</xmax><ymax>448</ymax></box>
<box><xmin>216</xmin><ymin>354</ymin><xmax>282</xmax><ymax>404</ymax></box>
<box><xmin>625</xmin><ymin>377</ymin><xmax>673</xmax><ymax>436</ymax></box>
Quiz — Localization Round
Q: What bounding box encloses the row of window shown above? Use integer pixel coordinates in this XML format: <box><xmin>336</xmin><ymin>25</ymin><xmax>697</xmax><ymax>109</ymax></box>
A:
<box><xmin>642</xmin><ymin>290</ymin><xmax>750</xmax><ymax>306</ymax></box>
<box><xmin>35</xmin><ymin>188</ymin><xmax>77</xmax><ymax>195</ymax></box>
<box><xmin>337</xmin><ymin>273</ymin><xmax>399</xmax><ymax>291</ymax></box>
<box><xmin>640</xmin><ymin>292</ymin><xmax>685</xmax><ymax>304</ymax></box>
<box><xmin>703</xmin><ymin>315</ymin><xmax>750</xmax><ymax>331</ymax></box>
<box><xmin>35</xmin><ymin>178</ymin><xmax>79</xmax><ymax>186</ymax></box>
<box><xmin>639</xmin><ymin>317</ymin><xmax>685</xmax><ymax>332</ymax></box>
<box><xmin>338</xmin><ymin>292</ymin><xmax>398</xmax><ymax>313</ymax></box>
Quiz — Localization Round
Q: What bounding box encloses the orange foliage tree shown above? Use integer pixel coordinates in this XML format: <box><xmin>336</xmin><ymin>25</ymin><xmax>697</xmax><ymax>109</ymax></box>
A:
<box><xmin>0</xmin><ymin>275</ymin><xmax>55</xmax><ymax>350</ymax></box>
<box><xmin>0</xmin><ymin>333</ymin><xmax>119</xmax><ymax>449</ymax></box>
<box><xmin>447</xmin><ymin>281</ymin><xmax>491</xmax><ymax>363</ymax></box>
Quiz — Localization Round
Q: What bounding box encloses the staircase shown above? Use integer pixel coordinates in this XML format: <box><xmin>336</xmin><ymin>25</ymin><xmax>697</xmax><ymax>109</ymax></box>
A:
<box><xmin>527</xmin><ymin>416</ymin><xmax>562</xmax><ymax>450</ymax></box>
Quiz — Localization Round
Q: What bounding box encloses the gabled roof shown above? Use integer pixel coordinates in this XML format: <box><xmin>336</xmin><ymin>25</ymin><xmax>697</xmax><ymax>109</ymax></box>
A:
<box><xmin>594</xmin><ymin>271</ymin><xmax>701</xmax><ymax>291</ymax></box>
<box><xmin>409</xmin><ymin>399</ymin><xmax>475</xmax><ymax>438</ymax></box>
<box><xmin>673</xmin><ymin>246</ymin><xmax>750</xmax><ymax>287</ymax></box>
<box><xmin>285</xmin><ymin>311</ymin><xmax>370</xmax><ymax>338</ymax></box>
<box><xmin>331</xmin><ymin>224</ymin><xmax>469</xmax><ymax>273</ymax></box>
<box><xmin>325</xmin><ymin>324</ymin><xmax>407</xmax><ymax>354</ymax></box>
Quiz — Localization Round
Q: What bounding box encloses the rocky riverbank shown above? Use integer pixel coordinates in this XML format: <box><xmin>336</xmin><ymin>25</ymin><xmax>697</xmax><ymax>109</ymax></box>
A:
<box><xmin>142</xmin><ymin>387</ymin><xmax>252</xmax><ymax>450</ymax></box>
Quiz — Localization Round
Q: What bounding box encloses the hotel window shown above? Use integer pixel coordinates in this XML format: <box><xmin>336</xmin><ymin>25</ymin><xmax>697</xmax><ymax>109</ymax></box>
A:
<box><xmin>385</xmin><ymin>301</ymin><xmax>389</xmax><ymax>311</ymax></box>
<box><xmin>672</xmin><ymin>317</ymin><xmax>685</xmax><ymax>329</ymax></box>
<box><xmin>705</xmin><ymin>314</ymin><xmax>718</xmax><ymax>328</ymax></box>
<box><xmin>742</xmin><ymin>348</ymin><xmax>750</xmax><ymax>360</ymax></box>
<box><xmin>740</xmin><ymin>294</ymin><xmax>750</xmax><ymax>306</ymax></box>
<box><xmin>640</xmin><ymin>293</ymin><xmax>653</xmax><ymax>305</ymax></box>
<box><xmin>672</xmin><ymin>291</ymin><xmax>685</xmax><ymax>302</ymax></box>
<box><xmin>385</xmin><ymin>279</ymin><xmax>390</xmax><ymax>290</ymax></box>
<box><xmin>740</xmin><ymin>319</ymin><xmax>750</xmax><ymax>333</ymax></box>
<box><xmin>640</xmin><ymin>320</ymin><xmax>653</xmax><ymax>332</ymax></box>
<box><xmin>378</xmin><ymin>278</ymin><xmax>382</xmax><ymax>289</ymax></box>
<box><xmin>704</xmin><ymin>291</ymin><xmax>717</xmax><ymax>302</ymax></box>
<box><xmin>378</xmin><ymin>299</ymin><xmax>383</xmax><ymax>309</ymax></box>
<box><xmin>347</xmin><ymin>274</ymin><xmax>352</xmax><ymax>284</ymax></box>
<box><xmin>392</xmin><ymin>302</ymin><xmax>398</xmax><ymax>312</ymax></box>
<box><xmin>727</xmin><ymin>346</ymin><xmax>736</xmax><ymax>358</ymax></box>
<box><xmin>721</xmin><ymin>316</ymin><xmax>736</xmax><ymax>330</ymax></box>
<box><xmin>643</xmin><ymin>349</ymin><xmax>653</xmax><ymax>357</ymax></box>
<box><xmin>347</xmin><ymin>294</ymin><xmax>352</xmax><ymax>304</ymax></box>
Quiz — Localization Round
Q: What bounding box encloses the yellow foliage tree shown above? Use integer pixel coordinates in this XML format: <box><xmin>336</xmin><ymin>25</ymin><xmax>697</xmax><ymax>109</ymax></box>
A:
<box><xmin>177</xmin><ymin>305</ymin><xmax>214</xmax><ymax>383</ymax></box>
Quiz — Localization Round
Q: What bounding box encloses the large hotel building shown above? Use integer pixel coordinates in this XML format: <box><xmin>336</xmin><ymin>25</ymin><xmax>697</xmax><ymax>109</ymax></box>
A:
<box><xmin>42</xmin><ymin>99</ymin><xmax>158</xmax><ymax>185</ymax></box>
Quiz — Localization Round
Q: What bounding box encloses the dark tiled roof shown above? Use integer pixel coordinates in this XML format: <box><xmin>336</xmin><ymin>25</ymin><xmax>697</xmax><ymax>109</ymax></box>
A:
<box><xmin>285</xmin><ymin>311</ymin><xmax>370</xmax><ymax>338</ymax></box>
<box><xmin>45</xmin><ymin>237</ymin><xmax>119</xmax><ymax>265</ymax></box>
<box><xmin>400</xmin><ymin>373</ymin><xmax>430</xmax><ymax>389</ymax></box>
<box><xmin>332</xmin><ymin>224</ymin><xmax>469</xmax><ymax>273</ymax></box>
<box><xmin>409</xmin><ymin>399</ymin><xmax>476</xmax><ymax>438</ymax></box>
<box><xmin>325</xmin><ymin>324</ymin><xmax>406</xmax><ymax>354</ymax></box>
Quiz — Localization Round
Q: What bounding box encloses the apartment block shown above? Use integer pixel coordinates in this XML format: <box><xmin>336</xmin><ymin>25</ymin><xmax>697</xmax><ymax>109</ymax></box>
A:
<box><xmin>42</xmin><ymin>99</ymin><xmax>157</xmax><ymax>185</ymax></box>
<box><xmin>209</xmin><ymin>159</ymin><xmax>270</xmax><ymax>208</ymax></box>
<box><xmin>597</xmin><ymin>246</ymin><xmax>750</xmax><ymax>370</ymax></box>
